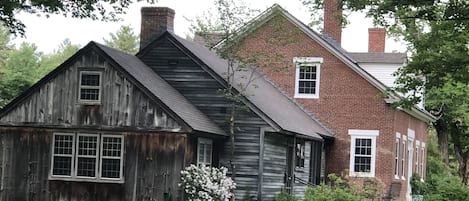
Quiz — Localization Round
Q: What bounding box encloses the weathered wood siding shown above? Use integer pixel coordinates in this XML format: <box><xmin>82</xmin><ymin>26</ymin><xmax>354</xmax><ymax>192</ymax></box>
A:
<box><xmin>0</xmin><ymin>127</ymin><xmax>192</xmax><ymax>201</ymax></box>
<box><xmin>139</xmin><ymin>36</ymin><xmax>274</xmax><ymax>199</ymax></box>
<box><xmin>262</xmin><ymin>132</ymin><xmax>289</xmax><ymax>200</ymax></box>
<box><xmin>293</xmin><ymin>141</ymin><xmax>311</xmax><ymax>199</ymax></box>
<box><xmin>0</xmin><ymin>50</ymin><xmax>181</xmax><ymax>131</ymax></box>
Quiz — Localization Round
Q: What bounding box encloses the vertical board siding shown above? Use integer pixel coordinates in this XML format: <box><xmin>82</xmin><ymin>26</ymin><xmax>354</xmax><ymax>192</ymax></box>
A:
<box><xmin>140</xmin><ymin>37</ymin><xmax>274</xmax><ymax>200</ymax></box>
<box><xmin>0</xmin><ymin>51</ymin><xmax>181</xmax><ymax>131</ymax></box>
<box><xmin>0</xmin><ymin>128</ymin><xmax>189</xmax><ymax>201</ymax></box>
<box><xmin>262</xmin><ymin>133</ymin><xmax>288</xmax><ymax>200</ymax></box>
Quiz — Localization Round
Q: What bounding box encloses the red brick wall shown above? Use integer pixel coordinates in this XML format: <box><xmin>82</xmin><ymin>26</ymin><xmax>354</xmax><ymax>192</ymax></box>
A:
<box><xmin>236</xmin><ymin>17</ymin><xmax>428</xmax><ymax>200</ymax></box>
<box><xmin>368</xmin><ymin>28</ymin><xmax>386</xmax><ymax>52</ymax></box>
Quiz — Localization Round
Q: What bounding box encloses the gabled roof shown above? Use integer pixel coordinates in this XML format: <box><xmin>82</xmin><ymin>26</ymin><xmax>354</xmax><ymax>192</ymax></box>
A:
<box><xmin>216</xmin><ymin>4</ymin><xmax>436</xmax><ymax>123</ymax></box>
<box><xmin>349</xmin><ymin>52</ymin><xmax>407</xmax><ymax>64</ymax></box>
<box><xmin>0</xmin><ymin>42</ymin><xmax>225</xmax><ymax>136</ymax></box>
<box><xmin>164</xmin><ymin>32</ymin><xmax>331</xmax><ymax>139</ymax></box>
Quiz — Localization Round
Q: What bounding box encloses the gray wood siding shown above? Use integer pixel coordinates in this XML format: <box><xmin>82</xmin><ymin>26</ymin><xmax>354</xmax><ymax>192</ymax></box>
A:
<box><xmin>262</xmin><ymin>132</ymin><xmax>288</xmax><ymax>200</ymax></box>
<box><xmin>0</xmin><ymin>127</ymin><xmax>191</xmax><ymax>201</ymax></box>
<box><xmin>140</xmin><ymin>37</ymin><xmax>273</xmax><ymax>200</ymax></box>
<box><xmin>0</xmin><ymin>51</ymin><xmax>181</xmax><ymax>131</ymax></box>
<box><xmin>293</xmin><ymin>141</ymin><xmax>311</xmax><ymax>199</ymax></box>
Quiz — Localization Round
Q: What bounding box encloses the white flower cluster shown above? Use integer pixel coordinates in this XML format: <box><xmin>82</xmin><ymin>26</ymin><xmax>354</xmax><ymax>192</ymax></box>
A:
<box><xmin>180</xmin><ymin>164</ymin><xmax>236</xmax><ymax>201</ymax></box>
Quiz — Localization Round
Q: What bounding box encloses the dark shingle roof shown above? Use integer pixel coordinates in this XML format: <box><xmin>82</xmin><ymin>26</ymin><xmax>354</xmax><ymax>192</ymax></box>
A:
<box><xmin>168</xmin><ymin>33</ymin><xmax>331</xmax><ymax>139</ymax></box>
<box><xmin>348</xmin><ymin>52</ymin><xmax>407</xmax><ymax>64</ymax></box>
<box><xmin>94</xmin><ymin>42</ymin><xmax>226</xmax><ymax>136</ymax></box>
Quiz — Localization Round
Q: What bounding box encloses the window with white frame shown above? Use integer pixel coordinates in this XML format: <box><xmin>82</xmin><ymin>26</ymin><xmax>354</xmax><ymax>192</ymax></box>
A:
<box><xmin>296</xmin><ymin>140</ymin><xmax>306</xmax><ymax>168</ymax></box>
<box><xmin>293</xmin><ymin>57</ymin><xmax>323</xmax><ymax>99</ymax></box>
<box><xmin>394</xmin><ymin>133</ymin><xmax>401</xmax><ymax>178</ymax></box>
<box><xmin>51</xmin><ymin>132</ymin><xmax>124</xmax><ymax>182</ymax></box>
<box><xmin>197</xmin><ymin>138</ymin><xmax>212</xmax><ymax>166</ymax></box>
<box><xmin>420</xmin><ymin>143</ymin><xmax>426</xmax><ymax>177</ymax></box>
<box><xmin>79</xmin><ymin>71</ymin><xmax>102</xmax><ymax>103</ymax></box>
<box><xmin>401</xmin><ymin>135</ymin><xmax>407</xmax><ymax>180</ymax></box>
<box><xmin>349</xmin><ymin>129</ymin><xmax>379</xmax><ymax>177</ymax></box>
<box><xmin>415</xmin><ymin>141</ymin><xmax>420</xmax><ymax>175</ymax></box>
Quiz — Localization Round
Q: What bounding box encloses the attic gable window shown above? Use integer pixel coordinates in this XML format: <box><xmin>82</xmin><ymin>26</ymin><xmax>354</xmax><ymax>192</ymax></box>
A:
<box><xmin>79</xmin><ymin>71</ymin><xmax>102</xmax><ymax>103</ymax></box>
<box><xmin>293</xmin><ymin>57</ymin><xmax>323</xmax><ymax>99</ymax></box>
<box><xmin>50</xmin><ymin>132</ymin><xmax>124</xmax><ymax>183</ymax></box>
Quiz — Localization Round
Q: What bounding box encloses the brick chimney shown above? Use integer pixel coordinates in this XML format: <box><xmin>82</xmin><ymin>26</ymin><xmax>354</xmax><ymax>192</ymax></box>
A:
<box><xmin>140</xmin><ymin>7</ymin><xmax>175</xmax><ymax>49</ymax></box>
<box><xmin>323</xmin><ymin>0</ymin><xmax>342</xmax><ymax>45</ymax></box>
<box><xmin>368</xmin><ymin>28</ymin><xmax>386</xmax><ymax>52</ymax></box>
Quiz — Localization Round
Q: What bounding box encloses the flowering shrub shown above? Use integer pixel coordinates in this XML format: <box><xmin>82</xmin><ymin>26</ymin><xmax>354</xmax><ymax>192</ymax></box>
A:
<box><xmin>180</xmin><ymin>164</ymin><xmax>236</xmax><ymax>201</ymax></box>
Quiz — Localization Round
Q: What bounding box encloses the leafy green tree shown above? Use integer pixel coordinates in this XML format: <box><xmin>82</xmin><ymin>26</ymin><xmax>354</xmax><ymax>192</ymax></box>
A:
<box><xmin>302</xmin><ymin>0</ymin><xmax>469</xmax><ymax>184</ymax></box>
<box><xmin>104</xmin><ymin>25</ymin><xmax>139</xmax><ymax>54</ymax></box>
<box><xmin>0</xmin><ymin>0</ymin><xmax>156</xmax><ymax>36</ymax></box>
<box><xmin>0</xmin><ymin>42</ymin><xmax>41</xmax><ymax>107</ymax></box>
<box><xmin>39</xmin><ymin>38</ymin><xmax>80</xmax><ymax>76</ymax></box>
<box><xmin>0</xmin><ymin>24</ymin><xmax>13</xmax><ymax>73</ymax></box>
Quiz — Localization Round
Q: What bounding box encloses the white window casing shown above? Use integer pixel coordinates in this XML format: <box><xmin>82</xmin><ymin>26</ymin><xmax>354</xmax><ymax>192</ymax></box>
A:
<box><xmin>421</xmin><ymin>142</ymin><xmax>426</xmax><ymax>179</ymax></box>
<box><xmin>78</xmin><ymin>71</ymin><xmax>102</xmax><ymax>104</ymax></box>
<box><xmin>401</xmin><ymin>135</ymin><xmax>407</xmax><ymax>180</ymax></box>
<box><xmin>293</xmin><ymin>57</ymin><xmax>323</xmax><ymax>99</ymax></box>
<box><xmin>415</xmin><ymin>140</ymin><xmax>420</xmax><ymax>175</ymax></box>
<box><xmin>394</xmin><ymin>133</ymin><xmax>401</xmax><ymax>179</ymax></box>
<box><xmin>197</xmin><ymin>138</ymin><xmax>213</xmax><ymax>166</ymax></box>
<box><xmin>50</xmin><ymin>132</ymin><xmax>124</xmax><ymax>183</ymax></box>
<box><xmin>348</xmin><ymin>129</ymin><xmax>379</xmax><ymax>178</ymax></box>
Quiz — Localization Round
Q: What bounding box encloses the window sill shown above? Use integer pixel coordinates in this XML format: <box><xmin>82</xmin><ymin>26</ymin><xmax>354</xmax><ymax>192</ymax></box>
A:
<box><xmin>294</xmin><ymin>94</ymin><xmax>319</xmax><ymax>99</ymax></box>
<box><xmin>350</xmin><ymin>172</ymin><xmax>374</xmax><ymax>178</ymax></box>
<box><xmin>77</xmin><ymin>100</ymin><xmax>102</xmax><ymax>105</ymax></box>
<box><xmin>49</xmin><ymin>176</ymin><xmax>124</xmax><ymax>184</ymax></box>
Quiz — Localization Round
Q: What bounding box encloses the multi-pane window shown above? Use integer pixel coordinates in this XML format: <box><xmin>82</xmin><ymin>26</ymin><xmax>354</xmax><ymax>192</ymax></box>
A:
<box><xmin>415</xmin><ymin>141</ymin><xmax>420</xmax><ymax>175</ymax></box>
<box><xmin>349</xmin><ymin>129</ymin><xmax>379</xmax><ymax>177</ymax></box>
<box><xmin>293</xmin><ymin>57</ymin><xmax>322</xmax><ymax>99</ymax></box>
<box><xmin>51</xmin><ymin>133</ymin><xmax>124</xmax><ymax>182</ymax></box>
<box><xmin>420</xmin><ymin>143</ymin><xmax>426</xmax><ymax>178</ymax></box>
<box><xmin>296</xmin><ymin>140</ymin><xmax>306</xmax><ymax>168</ymax></box>
<box><xmin>394</xmin><ymin>133</ymin><xmax>401</xmax><ymax>178</ymax></box>
<box><xmin>197</xmin><ymin>138</ymin><xmax>212</xmax><ymax>166</ymax></box>
<box><xmin>79</xmin><ymin>71</ymin><xmax>102</xmax><ymax>103</ymax></box>
<box><xmin>401</xmin><ymin>136</ymin><xmax>407</xmax><ymax>179</ymax></box>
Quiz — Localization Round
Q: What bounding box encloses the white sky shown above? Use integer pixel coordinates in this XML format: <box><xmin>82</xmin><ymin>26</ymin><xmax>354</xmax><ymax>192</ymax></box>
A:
<box><xmin>12</xmin><ymin>0</ymin><xmax>406</xmax><ymax>54</ymax></box>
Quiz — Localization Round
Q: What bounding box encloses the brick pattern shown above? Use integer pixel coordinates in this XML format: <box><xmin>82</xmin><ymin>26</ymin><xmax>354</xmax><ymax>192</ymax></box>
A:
<box><xmin>140</xmin><ymin>7</ymin><xmax>175</xmax><ymax>49</ymax></box>
<box><xmin>368</xmin><ymin>28</ymin><xmax>386</xmax><ymax>52</ymax></box>
<box><xmin>323</xmin><ymin>0</ymin><xmax>342</xmax><ymax>44</ymax></box>
<box><xmin>237</xmin><ymin>19</ymin><xmax>428</xmax><ymax>201</ymax></box>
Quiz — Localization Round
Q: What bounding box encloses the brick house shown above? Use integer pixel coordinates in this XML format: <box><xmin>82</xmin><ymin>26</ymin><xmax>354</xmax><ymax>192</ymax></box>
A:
<box><xmin>211</xmin><ymin>2</ymin><xmax>435</xmax><ymax>200</ymax></box>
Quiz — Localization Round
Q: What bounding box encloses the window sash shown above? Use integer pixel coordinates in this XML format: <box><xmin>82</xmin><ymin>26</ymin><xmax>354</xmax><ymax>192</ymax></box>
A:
<box><xmin>348</xmin><ymin>129</ymin><xmax>379</xmax><ymax>178</ymax></box>
<box><xmin>51</xmin><ymin>133</ymin><xmax>75</xmax><ymax>177</ymax></box>
<box><xmin>197</xmin><ymin>138</ymin><xmax>213</xmax><ymax>166</ymax></box>
<box><xmin>394</xmin><ymin>134</ymin><xmax>400</xmax><ymax>177</ymax></box>
<box><xmin>293</xmin><ymin>57</ymin><xmax>322</xmax><ymax>99</ymax></box>
<box><xmin>100</xmin><ymin>135</ymin><xmax>124</xmax><ymax>180</ymax></box>
<box><xmin>79</xmin><ymin>71</ymin><xmax>102</xmax><ymax>102</ymax></box>
<box><xmin>401</xmin><ymin>137</ymin><xmax>407</xmax><ymax>179</ymax></box>
<box><xmin>75</xmin><ymin>134</ymin><xmax>99</xmax><ymax>178</ymax></box>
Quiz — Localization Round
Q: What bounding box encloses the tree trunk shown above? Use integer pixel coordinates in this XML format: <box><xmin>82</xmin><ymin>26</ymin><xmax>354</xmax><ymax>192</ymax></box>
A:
<box><xmin>434</xmin><ymin>119</ymin><xmax>449</xmax><ymax>164</ymax></box>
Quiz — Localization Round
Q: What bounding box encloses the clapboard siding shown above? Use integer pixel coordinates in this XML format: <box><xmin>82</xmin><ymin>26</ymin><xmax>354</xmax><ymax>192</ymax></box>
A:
<box><xmin>140</xmin><ymin>36</ymin><xmax>274</xmax><ymax>200</ymax></box>
<box><xmin>0</xmin><ymin>51</ymin><xmax>181</xmax><ymax>131</ymax></box>
<box><xmin>263</xmin><ymin>133</ymin><xmax>288</xmax><ymax>200</ymax></box>
<box><xmin>0</xmin><ymin>127</ymin><xmax>192</xmax><ymax>201</ymax></box>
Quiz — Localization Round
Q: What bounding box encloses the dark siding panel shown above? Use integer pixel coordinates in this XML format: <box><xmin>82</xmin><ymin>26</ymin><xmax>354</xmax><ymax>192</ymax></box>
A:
<box><xmin>0</xmin><ymin>51</ymin><xmax>181</xmax><ymax>131</ymax></box>
<box><xmin>140</xmin><ymin>37</ymin><xmax>274</xmax><ymax>200</ymax></box>
<box><xmin>262</xmin><ymin>133</ymin><xmax>288</xmax><ymax>201</ymax></box>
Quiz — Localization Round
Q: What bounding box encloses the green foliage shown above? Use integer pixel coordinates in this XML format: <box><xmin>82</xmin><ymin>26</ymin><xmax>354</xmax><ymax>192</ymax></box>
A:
<box><xmin>103</xmin><ymin>25</ymin><xmax>139</xmax><ymax>54</ymax></box>
<box><xmin>274</xmin><ymin>191</ymin><xmax>299</xmax><ymax>201</ymax></box>
<box><xmin>304</xmin><ymin>174</ymin><xmax>362</xmax><ymax>201</ymax></box>
<box><xmin>423</xmin><ymin>174</ymin><xmax>469</xmax><ymax>201</ymax></box>
<box><xmin>410</xmin><ymin>173</ymin><xmax>426</xmax><ymax>195</ymax></box>
<box><xmin>0</xmin><ymin>0</ymin><xmax>156</xmax><ymax>36</ymax></box>
<box><xmin>0</xmin><ymin>24</ymin><xmax>13</xmax><ymax>71</ymax></box>
<box><xmin>40</xmin><ymin>39</ymin><xmax>80</xmax><ymax>76</ymax></box>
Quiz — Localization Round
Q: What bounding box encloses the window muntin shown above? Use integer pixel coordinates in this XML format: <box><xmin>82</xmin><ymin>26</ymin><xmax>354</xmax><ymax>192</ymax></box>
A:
<box><xmin>293</xmin><ymin>57</ymin><xmax>322</xmax><ymax>99</ymax></box>
<box><xmin>296</xmin><ymin>140</ymin><xmax>306</xmax><ymax>168</ymax></box>
<box><xmin>420</xmin><ymin>143</ymin><xmax>426</xmax><ymax>178</ymax></box>
<box><xmin>51</xmin><ymin>133</ymin><xmax>124</xmax><ymax>182</ymax></box>
<box><xmin>415</xmin><ymin>141</ymin><xmax>420</xmax><ymax>175</ymax></box>
<box><xmin>394</xmin><ymin>133</ymin><xmax>401</xmax><ymax>178</ymax></box>
<box><xmin>349</xmin><ymin>129</ymin><xmax>379</xmax><ymax>177</ymax></box>
<box><xmin>79</xmin><ymin>71</ymin><xmax>102</xmax><ymax>103</ymax></box>
<box><xmin>197</xmin><ymin>138</ymin><xmax>212</xmax><ymax>166</ymax></box>
<box><xmin>401</xmin><ymin>136</ymin><xmax>407</xmax><ymax>180</ymax></box>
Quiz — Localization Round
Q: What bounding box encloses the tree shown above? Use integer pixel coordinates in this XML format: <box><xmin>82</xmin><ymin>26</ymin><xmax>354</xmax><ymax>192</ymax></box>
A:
<box><xmin>104</xmin><ymin>25</ymin><xmax>139</xmax><ymax>54</ymax></box>
<box><xmin>0</xmin><ymin>42</ymin><xmax>41</xmax><ymax>107</ymax></box>
<box><xmin>0</xmin><ymin>24</ymin><xmax>13</xmax><ymax>73</ymax></box>
<box><xmin>0</xmin><ymin>0</ymin><xmax>156</xmax><ymax>36</ymax></box>
<box><xmin>39</xmin><ymin>38</ymin><xmax>80</xmax><ymax>76</ymax></box>
<box><xmin>302</xmin><ymin>0</ymin><xmax>469</xmax><ymax>183</ymax></box>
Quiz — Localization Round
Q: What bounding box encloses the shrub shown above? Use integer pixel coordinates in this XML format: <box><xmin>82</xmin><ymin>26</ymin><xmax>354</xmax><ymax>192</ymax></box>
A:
<box><xmin>274</xmin><ymin>191</ymin><xmax>299</xmax><ymax>201</ymax></box>
<box><xmin>410</xmin><ymin>173</ymin><xmax>426</xmax><ymax>195</ymax></box>
<box><xmin>423</xmin><ymin>174</ymin><xmax>469</xmax><ymax>201</ymax></box>
<box><xmin>304</xmin><ymin>174</ymin><xmax>361</xmax><ymax>201</ymax></box>
<box><xmin>180</xmin><ymin>164</ymin><xmax>236</xmax><ymax>201</ymax></box>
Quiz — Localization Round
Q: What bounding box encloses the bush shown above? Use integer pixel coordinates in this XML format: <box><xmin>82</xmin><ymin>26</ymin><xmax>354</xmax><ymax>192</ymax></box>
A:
<box><xmin>304</xmin><ymin>174</ymin><xmax>361</xmax><ymax>201</ymax></box>
<box><xmin>423</xmin><ymin>174</ymin><xmax>469</xmax><ymax>201</ymax></box>
<box><xmin>410</xmin><ymin>173</ymin><xmax>426</xmax><ymax>195</ymax></box>
<box><xmin>274</xmin><ymin>191</ymin><xmax>299</xmax><ymax>201</ymax></box>
<box><xmin>180</xmin><ymin>164</ymin><xmax>236</xmax><ymax>201</ymax></box>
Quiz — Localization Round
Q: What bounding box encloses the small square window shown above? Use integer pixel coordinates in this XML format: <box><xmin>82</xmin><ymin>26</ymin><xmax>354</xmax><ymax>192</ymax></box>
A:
<box><xmin>293</xmin><ymin>57</ymin><xmax>323</xmax><ymax>99</ymax></box>
<box><xmin>79</xmin><ymin>71</ymin><xmax>102</xmax><ymax>103</ymax></box>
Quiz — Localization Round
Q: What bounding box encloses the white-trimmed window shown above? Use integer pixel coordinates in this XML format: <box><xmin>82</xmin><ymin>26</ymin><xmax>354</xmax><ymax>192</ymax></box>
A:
<box><xmin>79</xmin><ymin>71</ymin><xmax>102</xmax><ymax>103</ymax></box>
<box><xmin>420</xmin><ymin>143</ymin><xmax>426</xmax><ymax>178</ymax></box>
<box><xmin>394</xmin><ymin>133</ymin><xmax>401</xmax><ymax>178</ymax></box>
<box><xmin>296</xmin><ymin>140</ymin><xmax>306</xmax><ymax>168</ymax></box>
<box><xmin>197</xmin><ymin>138</ymin><xmax>212</xmax><ymax>166</ymax></box>
<box><xmin>51</xmin><ymin>133</ymin><xmax>124</xmax><ymax>182</ymax></box>
<box><xmin>349</xmin><ymin>129</ymin><xmax>379</xmax><ymax>177</ymax></box>
<box><xmin>401</xmin><ymin>135</ymin><xmax>407</xmax><ymax>180</ymax></box>
<box><xmin>415</xmin><ymin>140</ymin><xmax>420</xmax><ymax>175</ymax></box>
<box><xmin>293</xmin><ymin>57</ymin><xmax>323</xmax><ymax>99</ymax></box>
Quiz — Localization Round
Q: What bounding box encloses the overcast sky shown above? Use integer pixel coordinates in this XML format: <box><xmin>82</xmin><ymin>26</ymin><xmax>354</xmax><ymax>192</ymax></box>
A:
<box><xmin>12</xmin><ymin>0</ymin><xmax>406</xmax><ymax>54</ymax></box>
